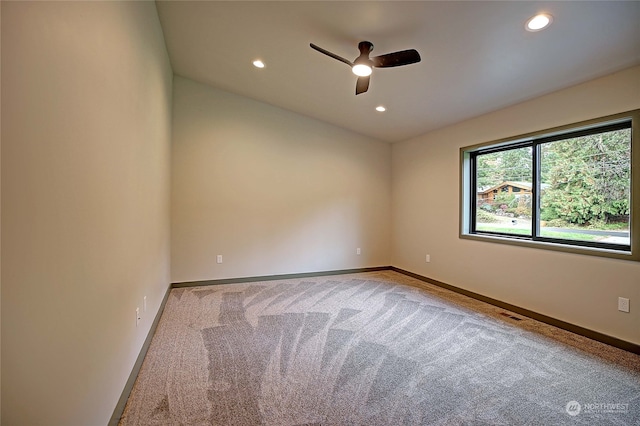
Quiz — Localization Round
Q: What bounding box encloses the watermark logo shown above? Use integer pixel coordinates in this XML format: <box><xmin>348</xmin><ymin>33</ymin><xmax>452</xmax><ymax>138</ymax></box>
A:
<box><xmin>565</xmin><ymin>400</ymin><xmax>629</xmax><ymax>416</ymax></box>
<box><xmin>583</xmin><ymin>403</ymin><xmax>629</xmax><ymax>415</ymax></box>
<box><xmin>566</xmin><ymin>401</ymin><xmax>581</xmax><ymax>416</ymax></box>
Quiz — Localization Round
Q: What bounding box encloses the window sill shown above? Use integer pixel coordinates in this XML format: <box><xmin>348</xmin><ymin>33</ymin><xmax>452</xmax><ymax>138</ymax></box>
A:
<box><xmin>460</xmin><ymin>232</ymin><xmax>636</xmax><ymax>262</ymax></box>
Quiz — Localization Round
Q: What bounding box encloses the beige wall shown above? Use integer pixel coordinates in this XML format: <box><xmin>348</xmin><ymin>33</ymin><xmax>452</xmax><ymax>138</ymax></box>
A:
<box><xmin>1</xmin><ymin>2</ymin><xmax>172</xmax><ymax>425</ymax></box>
<box><xmin>392</xmin><ymin>65</ymin><xmax>640</xmax><ymax>345</ymax></box>
<box><xmin>171</xmin><ymin>76</ymin><xmax>391</xmax><ymax>283</ymax></box>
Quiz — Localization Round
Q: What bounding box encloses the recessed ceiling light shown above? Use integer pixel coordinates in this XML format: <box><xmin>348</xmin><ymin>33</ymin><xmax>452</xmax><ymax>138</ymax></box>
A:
<box><xmin>526</xmin><ymin>13</ymin><xmax>553</xmax><ymax>32</ymax></box>
<box><xmin>252</xmin><ymin>60</ymin><xmax>265</xmax><ymax>68</ymax></box>
<box><xmin>376</xmin><ymin>106</ymin><xmax>386</xmax><ymax>112</ymax></box>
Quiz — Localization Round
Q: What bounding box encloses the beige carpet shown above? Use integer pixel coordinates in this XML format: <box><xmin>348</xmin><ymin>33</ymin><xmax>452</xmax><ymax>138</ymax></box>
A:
<box><xmin>119</xmin><ymin>270</ymin><xmax>640</xmax><ymax>425</ymax></box>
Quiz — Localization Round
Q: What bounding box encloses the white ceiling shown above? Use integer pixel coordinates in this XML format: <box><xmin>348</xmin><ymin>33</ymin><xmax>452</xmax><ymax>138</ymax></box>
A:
<box><xmin>156</xmin><ymin>1</ymin><xmax>640</xmax><ymax>143</ymax></box>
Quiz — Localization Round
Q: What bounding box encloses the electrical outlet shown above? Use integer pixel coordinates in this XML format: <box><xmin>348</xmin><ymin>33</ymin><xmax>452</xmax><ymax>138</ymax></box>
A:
<box><xmin>356</xmin><ymin>248</ymin><xmax>361</xmax><ymax>255</ymax></box>
<box><xmin>618</xmin><ymin>297</ymin><xmax>630</xmax><ymax>313</ymax></box>
<box><xmin>426</xmin><ymin>254</ymin><xmax>431</xmax><ymax>263</ymax></box>
<box><xmin>217</xmin><ymin>255</ymin><xmax>223</xmax><ymax>264</ymax></box>
<box><xmin>136</xmin><ymin>307</ymin><xmax>141</xmax><ymax>326</ymax></box>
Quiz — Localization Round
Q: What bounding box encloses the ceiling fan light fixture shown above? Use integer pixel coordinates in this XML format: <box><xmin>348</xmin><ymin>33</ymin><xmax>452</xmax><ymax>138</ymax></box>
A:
<box><xmin>526</xmin><ymin>13</ymin><xmax>552</xmax><ymax>32</ymax></box>
<box><xmin>352</xmin><ymin>63</ymin><xmax>372</xmax><ymax>77</ymax></box>
<box><xmin>310</xmin><ymin>41</ymin><xmax>421</xmax><ymax>95</ymax></box>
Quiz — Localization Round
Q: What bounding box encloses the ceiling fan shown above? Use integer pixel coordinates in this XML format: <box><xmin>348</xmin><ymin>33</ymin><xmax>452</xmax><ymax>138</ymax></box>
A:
<box><xmin>310</xmin><ymin>41</ymin><xmax>421</xmax><ymax>95</ymax></box>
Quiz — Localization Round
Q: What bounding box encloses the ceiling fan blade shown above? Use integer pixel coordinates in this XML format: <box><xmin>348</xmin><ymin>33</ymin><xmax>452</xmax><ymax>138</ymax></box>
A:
<box><xmin>372</xmin><ymin>49</ymin><xmax>421</xmax><ymax>68</ymax></box>
<box><xmin>355</xmin><ymin>76</ymin><xmax>370</xmax><ymax>95</ymax></box>
<box><xmin>310</xmin><ymin>43</ymin><xmax>353</xmax><ymax>67</ymax></box>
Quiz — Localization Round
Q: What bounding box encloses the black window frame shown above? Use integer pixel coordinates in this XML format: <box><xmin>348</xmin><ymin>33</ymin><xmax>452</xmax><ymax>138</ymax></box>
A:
<box><xmin>460</xmin><ymin>110</ymin><xmax>639</xmax><ymax>262</ymax></box>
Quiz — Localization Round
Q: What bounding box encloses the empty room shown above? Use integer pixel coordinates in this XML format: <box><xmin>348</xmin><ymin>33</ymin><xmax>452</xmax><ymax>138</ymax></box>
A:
<box><xmin>2</xmin><ymin>1</ymin><xmax>640</xmax><ymax>425</ymax></box>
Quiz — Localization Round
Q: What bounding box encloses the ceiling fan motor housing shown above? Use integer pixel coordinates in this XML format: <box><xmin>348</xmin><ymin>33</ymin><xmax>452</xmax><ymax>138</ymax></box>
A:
<box><xmin>358</xmin><ymin>41</ymin><xmax>374</xmax><ymax>54</ymax></box>
<box><xmin>355</xmin><ymin>41</ymin><xmax>374</xmax><ymax>66</ymax></box>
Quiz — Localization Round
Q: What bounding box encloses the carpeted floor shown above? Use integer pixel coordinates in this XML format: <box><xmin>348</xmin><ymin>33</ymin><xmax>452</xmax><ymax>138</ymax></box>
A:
<box><xmin>119</xmin><ymin>270</ymin><xmax>640</xmax><ymax>425</ymax></box>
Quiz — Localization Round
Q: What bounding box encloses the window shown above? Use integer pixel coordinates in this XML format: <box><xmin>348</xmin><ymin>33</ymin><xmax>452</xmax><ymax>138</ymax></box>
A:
<box><xmin>460</xmin><ymin>110</ymin><xmax>639</xmax><ymax>261</ymax></box>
